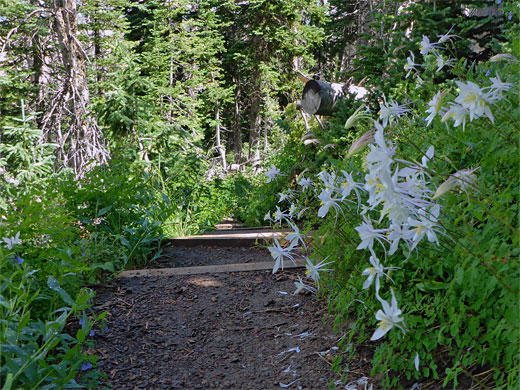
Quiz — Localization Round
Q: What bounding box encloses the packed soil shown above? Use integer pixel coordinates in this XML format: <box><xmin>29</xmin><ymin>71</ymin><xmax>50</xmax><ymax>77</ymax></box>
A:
<box><xmin>89</xmin><ymin>245</ymin><xmax>376</xmax><ymax>389</ymax></box>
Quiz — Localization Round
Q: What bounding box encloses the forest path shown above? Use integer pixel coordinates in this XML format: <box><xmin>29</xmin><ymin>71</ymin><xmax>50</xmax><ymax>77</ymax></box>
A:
<box><xmin>91</xmin><ymin>224</ymin><xmax>349</xmax><ymax>389</ymax></box>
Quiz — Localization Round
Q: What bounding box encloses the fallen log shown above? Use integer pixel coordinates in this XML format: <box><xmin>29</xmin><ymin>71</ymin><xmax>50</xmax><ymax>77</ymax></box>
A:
<box><xmin>299</xmin><ymin>73</ymin><xmax>368</xmax><ymax>116</ymax></box>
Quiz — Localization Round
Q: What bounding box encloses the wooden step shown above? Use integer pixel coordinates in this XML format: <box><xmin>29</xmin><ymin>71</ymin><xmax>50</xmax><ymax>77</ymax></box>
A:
<box><xmin>117</xmin><ymin>258</ymin><xmax>305</xmax><ymax>278</ymax></box>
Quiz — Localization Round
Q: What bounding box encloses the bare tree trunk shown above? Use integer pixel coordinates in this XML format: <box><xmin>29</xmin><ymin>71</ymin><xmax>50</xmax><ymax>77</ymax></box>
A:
<box><xmin>52</xmin><ymin>0</ymin><xmax>108</xmax><ymax>176</ymax></box>
<box><xmin>248</xmin><ymin>65</ymin><xmax>262</xmax><ymax>167</ymax></box>
<box><xmin>215</xmin><ymin>98</ymin><xmax>227</xmax><ymax>171</ymax></box>
<box><xmin>231</xmin><ymin>80</ymin><xmax>243</xmax><ymax>164</ymax></box>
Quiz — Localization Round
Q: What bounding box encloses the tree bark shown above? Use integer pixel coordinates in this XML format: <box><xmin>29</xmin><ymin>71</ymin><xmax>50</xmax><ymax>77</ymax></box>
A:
<box><xmin>301</xmin><ymin>79</ymin><xmax>345</xmax><ymax>116</ymax></box>
<box><xmin>248</xmin><ymin>64</ymin><xmax>262</xmax><ymax>166</ymax></box>
<box><xmin>52</xmin><ymin>0</ymin><xmax>108</xmax><ymax>176</ymax></box>
<box><xmin>230</xmin><ymin>80</ymin><xmax>243</xmax><ymax>164</ymax></box>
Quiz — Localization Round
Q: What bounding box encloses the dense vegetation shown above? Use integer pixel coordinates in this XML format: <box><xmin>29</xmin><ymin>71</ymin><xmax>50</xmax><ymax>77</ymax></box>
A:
<box><xmin>0</xmin><ymin>0</ymin><xmax>518</xmax><ymax>389</ymax></box>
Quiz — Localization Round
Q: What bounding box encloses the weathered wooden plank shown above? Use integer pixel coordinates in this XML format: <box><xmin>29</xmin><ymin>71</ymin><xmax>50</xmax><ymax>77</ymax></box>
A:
<box><xmin>117</xmin><ymin>259</ymin><xmax>305</xmax><ymax>278</ymax></box>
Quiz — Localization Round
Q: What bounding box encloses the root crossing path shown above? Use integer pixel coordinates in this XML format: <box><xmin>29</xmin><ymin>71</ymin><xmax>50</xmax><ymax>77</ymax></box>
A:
<box><xmin>92</xmin><ymin>226</ymin><xmax>342</xmax><ymax>389</ymax></box>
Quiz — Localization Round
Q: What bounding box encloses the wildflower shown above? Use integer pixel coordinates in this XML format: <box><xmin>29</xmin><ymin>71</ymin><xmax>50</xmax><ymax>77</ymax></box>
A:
<box><xmin>278</xmin><ymin>192</ymin><xmax>290</xmax><ymax>203</ymax></box>
<box><xmin>269</xmin><ymin>237</ymin><xmax>297</xmax><ymax>274</ymax></box>
<box><xmin>273</xmin><ymin>206</ymin><xmax>289</xmax><ymax>224</ymax></box>
<box><xmin>361</xmin><ymin>255</ymin><xmax>398</xmax><ymax>292</ymax></box>
<box><xmin>424</xmin><ymin>91</ymin><xmax>446</xmax><ymax>126</ymax></box>
<box><xmin>89</xmin><ymin>330</ymin><xmax>95</xmax><ymax>337</ymax></box>
<box><xmin>370</xmin><ymin>289</ymin><xmax>406</xmax><ymax>341</ymax></box>
<box><xmin>404</xmin><ymin>52</ymin><xmax>420</xmax><ymax>78</ymax></box>
<box><xmin>79</xmin><ymin>318</ymin><xmax>85</xmax><ymax>326</ymax></box>
<box><xmin>347</xmin><ymin>129</ymin><xmax>375</xmax><ymax>158</ymax></box>
<box><xmin>340</xmin><ymin>170</ymin><xmax>364</xmax><ymax>210</ymax></box>
<box><xmin>265</xmin><ymin>164</ymin><xmax>282</xmax><ymax>183</ymax></box>
<box><xmin>298</xmin><ymin>177</ymin><xmax>312</xmax><ymax>190</ymax></box>
<box><xmin>441</xmin><ymin>103</ymin><xmax>468</xmax><ymax>130</ymax></box>
<box><xmin>435</xmin><ymin>55</ymin><xmax>455</xmax><ymax>72</ymax></box>
<box><xmin>2</xmin><ymin>231</ymin><xmax>21</xmax><ymax>250</ymax></box>
<box><xmin>355</xmin><ymin>216</ymin><xmax>389</xmax><ymax>253</ymax></box>
<box><xmin>408</xmin><ymin>205</ymin><xmax>441</xmax><ymax>249</ymax></box>
<box><xmin>433</xmin><ymin>167</ymin><xmax>478</xmax><ymax>199</ymax></box>
<box><xmin>414</xmin><ymin>353</ymin><xmax>420</xmax><ymax>371</ymax></box>
<box><xmin>344</xmin><ymin>104</ymin><xmax>371</xmax><ymax>129</ymax></box>
<box><xmin>508</xmin><ymin>11</ymin><xmax>512</xmax><ymax>20</ymax></box>
<box><xmin>286</xmin><ymin>222</ymin><xmax>306</xmax><ymax>249</ymax></box>
<box><xmin>288</xmin><ymin>203</ymin><xmax>297</xmax><ymax>217</ymax></box>
<box><xmin>378</xmin><ymin>95</ymin><xmax>410</xmax><ymax>127</ymax></box>
<box><xmin>317</xmin><ymin>189</ymin><xmax>343</xmax><ymax>218</ymax></box>
<box><xmin>317</xmin><ymin>171</ymin><xmax>338</xmax><ymax>192</ymax></box>
<box><xmin>365</xmin><ymin>121</ymin><xmax>395</xmax><ymax>177</ymax></box>
<box><xmin>487</xmin><ymin>74</ymin><xmax>512</xmax><ymax>100</ymax></box>
<box><xmin>419</xmin><ymin>35</ymin><xmax>440</xmax><ymax>56</ymax></box>
<box><xmin>15</xmin><ymin>256</ymin><xmax>24</xmax><ymax>264</ymax></box>
<box><xmin>489</xmin><ymin>53</ymin><xmax>518</xmax><ymax>63</ymax></box>
<box><xmin>264</xmin><ymin>210</ymin><xmax>273</xmax><ymax>222</ymax></box>
<box><xmin>454</xmin><ymin>81</ymin><xmax>494</xmax><ymax>122</ymax></box>
<box><xmin>437</xmin><ymin>26</ymin><xmax>460</xmax><ymax>43</ymax></box>
<box><xmin>81</xmin><ymin>362</ymin><xmax>92</xmax><ymax>371</ymax></box>
<box><xmin>305</xmin><ymin>257</ymin><xmax>333</xmax><ymax>285</ymax></box>
<box><xmin>293</xmin><ymin>276</ymin><xmax>317</xmax><ymax>295</ymax></box>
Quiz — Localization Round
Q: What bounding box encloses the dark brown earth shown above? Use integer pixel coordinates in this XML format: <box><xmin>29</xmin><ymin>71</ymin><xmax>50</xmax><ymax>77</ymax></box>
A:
<box><xmin>89</xmin><ymin>244</ymin><xmax>377</xmax><ymax>390</ymax></box>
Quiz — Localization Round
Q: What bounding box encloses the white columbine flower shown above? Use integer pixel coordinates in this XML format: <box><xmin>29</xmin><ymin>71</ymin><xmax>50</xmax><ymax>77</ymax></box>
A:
<box><xmin>355</xmin><ymin>216</ymin><xmax>389</xmax><ymax>253</ymax></box>
<box><xmin>279</xmin><ymin>191</ymin><xmax>290</xmax><ymax>203</ymax></box>
<box><xmin>269</xmin><ymin>237</ymin><xmax>297</xmax><ymax>274</ymax></box>
<box><xmin>340</xmin><ymin>170</ymin><xmax>364</xmax><ymax>209</ymax></box>
<box><xmin>487</xmin><ymin>74</ymin><xmax>512</xmax><ymax>100</ymax></box>
<box><xmin>3</xmin><ymin>231</ymin><xmax>21</xmax><ymax>250</ymax></box>
<box><xmin>365</xmin><ymin>121</ymin><xmax>395</xmax><ymax>178</ymax></box>
<box><xmin>305</xmin><ymin>257</ymin><xmax>333</xmax><ymax>286</ymax></box>
<box><xmin>441</xmin><ymin>103</ymin><xmax>469</xmax><ymax>130</ymax></box>
<box><xmin>424</xmin><ymin>91</ymin><xmax>446</xmax><ymax>126</ymax></box>
<box><xmin>317</xmin><ymin>189</ymin><xmax>343</xmax><ymax>219</ymax></box>
<box><xmin>286</xmin><ymin>221</ymin><xmax>306</xmax><ymax>249</ymax></box>
<box><xmin>273</xmin><ymin>206</ymin><xmax>289</xmax><ymax>224</ymax></box>
<box><xmin>370</xmin><ymin>289</ymin><xmax>406</xmax><ymax>341</ymax></box>
<box><xmin>293</xmin><ymin>276</ymin><xmax>317</xmax><ymax>295</ymax></box>
<box><xmin>264</xmin><ymin>210</ymin><xmax>272</xmax><ymax>222</ymax></box>
<box><xmin>265</xmin><ymin>164</ymin><xmax>282</xmax><ymax>183</ymax></box>
<box><xmin>419</xmin><ymin>35</ymin><xmax>440</xmax><ymax>56</ymax></box>
<box><xmin>454</xmin><ymin>80</ymin><xmax>494</xmax><ymax>123</ymax></box>
<box><xmin>404</xmin><ymin>52</ymin><xmax>420</xmax><ymax>78</ymax></box>
<box><xmin>298</xmin><ymin>177</ymin><xmax>312</xmax><ymax>190</ymax></box>
<box><xmin>362</xmin><ymin>255</ymin><xmax>398</xmax><ymax>292</ymax></box>
<box><xmin>408</xmin><ymin>205</ymin><xmax>441</xmax><ymax>250</ymax></box>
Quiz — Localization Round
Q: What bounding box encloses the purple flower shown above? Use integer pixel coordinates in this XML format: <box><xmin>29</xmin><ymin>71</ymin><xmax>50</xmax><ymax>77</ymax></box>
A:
<box><xmin>497</xmin><ymin>0</ymin><xmax>501</xmax><ymax>4</ymax></box>
<box><xmin>15</xmin><ymin>256</ymin><xmax>24</xmax><ymax>264</ymax></box>
<box><xmin>79</xmin><ymin>318</ymin><xmax>85</xmax><ymax>326</ymax></box>
<box><xmin>485</xmin><ymin>69</ymin><xmax>490</xmax><ymax>77</ymax></box>
<box><xmin>89</xmin><ymin>330</ymin><xmax>95</xmax><ymax>337</ymax></box>
<box><xmin>508</xmin><ymin>11</ymin><xmax>513</xmax><ymax>20</ymax></box>
<box><xmin>81</xmin><ymin>362</ymin><xmax>92</xmax><ymax>371</ymax></box>
<box><xmin>104</xmin><ymin>326</ymin><xmax>109</xmax><ymax>333</ymax></box>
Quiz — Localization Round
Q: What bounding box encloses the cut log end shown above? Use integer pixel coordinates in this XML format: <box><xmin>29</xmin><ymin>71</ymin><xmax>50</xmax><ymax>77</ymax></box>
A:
<box><xmin>301</xmin><ymin>79</ymin><xmax>344</xmax><ymax>116</ymax></box>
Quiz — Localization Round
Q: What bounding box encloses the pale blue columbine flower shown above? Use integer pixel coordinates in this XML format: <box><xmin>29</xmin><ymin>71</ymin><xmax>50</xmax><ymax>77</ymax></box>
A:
<box><xmin>269</xmin><ymin>237</ymin><xmax>297</xmax><ymax>274</ymax></box>
<box><xmin>370</xmin><ymin>289</ymin><xmax>406</xmax><ymax>341</ymax></box>
<box><xmin>419</xmin><ymin>35</ymin><xmax>440</xmax><ymax>56</ymax></box>
<box><xmin>2</xmin><ymin>231</ymin><xmax>21</xmax><ymax>250</ymax></box>
<box><xmin>436</xmin><ymin>26</ymin><xmax>460</xmax><ymax>44</ymax></box>
<box><xmin>378</xmin><ymin>95</ymin><xmax>410</xmax><ymax>127</ymax></box>
<box><xmin>317</xmin><ymin>170</ymin><xmax>339</xmax><ymax>192</ymax></box>
<box><xmin>265</xmin><ymin>164</ymin><xmax>282</xmax><ymax>183</ymax></box>
<box><xmin>273</xmin><ymin>206</ymin><xmax>289</xmax><ymax>225</ymax></box>
<box><xmin>278</xmin><ymin>191</ymin><xmax>290</xmax><ymax>203</ymax></box>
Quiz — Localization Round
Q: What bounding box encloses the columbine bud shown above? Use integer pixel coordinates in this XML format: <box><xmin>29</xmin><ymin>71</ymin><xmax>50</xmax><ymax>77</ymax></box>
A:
<box><xmin>344</xmin><ymin>105</ymin><xmax>370</xmax><ymax>130</ymax></box>
<box><xmin>489</xmin><ymin>53</ymin><xmax>518</xmax><ymax>63</ymax></box>
<box><xmin>433</xmin><ymin>167</ymin><xmax>478</xmax><ymax>199</ymax></box>
<box><xmin>347</xmin><ymin>130</ymin><xmax>375</xmax><ymax>158</ymax></box>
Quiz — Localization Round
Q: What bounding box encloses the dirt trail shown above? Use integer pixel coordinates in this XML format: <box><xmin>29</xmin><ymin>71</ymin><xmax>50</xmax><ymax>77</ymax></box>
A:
<box><xmin>91</xmin><ymin>230</ymin><xmax>347</xmax><ymax>390</ymax></box>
